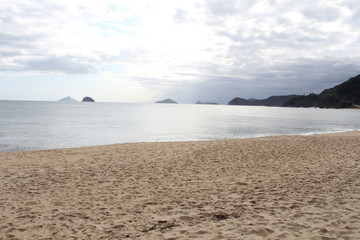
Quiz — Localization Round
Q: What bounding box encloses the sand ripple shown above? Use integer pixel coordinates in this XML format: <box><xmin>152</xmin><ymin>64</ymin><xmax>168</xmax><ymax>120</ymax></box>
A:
<box><xmin>1</xmin><ymin>132</ymin><xmax>360</xmax><ymax>239</ymax></box>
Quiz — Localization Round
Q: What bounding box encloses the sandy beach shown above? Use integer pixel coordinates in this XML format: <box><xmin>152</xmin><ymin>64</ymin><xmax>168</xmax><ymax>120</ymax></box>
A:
<box><xmin>1</xmin><ymin>132</ymin><xmax>360</xmax><ymax>239</ymax></box>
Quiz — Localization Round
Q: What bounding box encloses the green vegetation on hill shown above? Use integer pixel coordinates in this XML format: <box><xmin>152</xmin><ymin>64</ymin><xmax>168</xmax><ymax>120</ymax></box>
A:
<box><xmin>82</xmin><ymin>96</ymin><xmax>95</xmax><ymax>102</ymax></box>
<box><xmin>284</xmin><ymin>74</ymin><xmax>360</xmax><ymax>108</ymax></box>
<box><xmin>228</xmin><ymin>95</ymin><xmax>299</xmax><ymax>106</ymax></box>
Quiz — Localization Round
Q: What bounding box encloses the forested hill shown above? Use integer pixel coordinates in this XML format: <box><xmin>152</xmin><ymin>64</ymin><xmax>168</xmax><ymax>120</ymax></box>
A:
<box><xmin>284</xmin><ymin>74</ymin><xmax>360</xmax><ymax>108</ymax></box>
<box><xmin>228</xmin><ymin>95</ymin><xmax>299</xmax><ymax>106</ymax></box>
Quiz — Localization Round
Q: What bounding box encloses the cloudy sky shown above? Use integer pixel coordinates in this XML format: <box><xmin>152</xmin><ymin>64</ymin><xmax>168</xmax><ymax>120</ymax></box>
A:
<box><xmin>1</xmin><ymin>0</ymin><xmax>360</xmax><ymax>104</ymax></box>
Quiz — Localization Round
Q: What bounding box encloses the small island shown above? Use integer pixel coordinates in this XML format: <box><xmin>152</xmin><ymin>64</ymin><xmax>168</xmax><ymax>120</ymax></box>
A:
<box><xmin>155</xmin><ymin>99</ymin><xmax>177</xmax><ymax>104</ymax></box>
<box><xmin>58</xmin><ymin>96</ymin><xmax>79</xmax><ymax>102</ymax></box>
<box><xmin>196</xmin><ymin>101</ymin><xmax>218</xmax><ymax>105</ymax></box>
<box><xmin>82</xmin><ymin>96</ymin><xmax>95</xmax><ymax>102</ymax></box>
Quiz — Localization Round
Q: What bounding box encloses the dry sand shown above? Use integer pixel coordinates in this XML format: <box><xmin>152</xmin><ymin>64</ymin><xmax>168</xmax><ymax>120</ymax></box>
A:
<box><xmin>1</xmin><ymin>132</ymin><xmax>360</xmax><ymax>240</ymax></box>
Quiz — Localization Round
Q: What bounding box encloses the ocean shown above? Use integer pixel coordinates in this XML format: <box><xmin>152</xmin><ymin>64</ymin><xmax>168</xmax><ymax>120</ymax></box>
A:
<box><xmin>1</xmin><ymin>100</ymin><xmax>360</xmax><ymax>152</ymax></box>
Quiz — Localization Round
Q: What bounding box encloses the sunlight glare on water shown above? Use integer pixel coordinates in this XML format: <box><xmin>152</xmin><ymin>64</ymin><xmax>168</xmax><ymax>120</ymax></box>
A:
<box><xmin>1</xmin><ymin>101</ymin><xmax>360</xmax><ymax>151</ymax></box>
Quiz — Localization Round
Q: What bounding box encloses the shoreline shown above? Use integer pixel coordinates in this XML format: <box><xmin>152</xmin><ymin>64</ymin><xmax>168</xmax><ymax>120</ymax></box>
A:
<box><xmin>1</xmin><ymin>129</ymin><xmax>359</xmax><ymax>153</ymax></box>
<box><xmin>1</xmin><ymin>131</ymin><xmax>360</xmax><ymax>239</ymax></box>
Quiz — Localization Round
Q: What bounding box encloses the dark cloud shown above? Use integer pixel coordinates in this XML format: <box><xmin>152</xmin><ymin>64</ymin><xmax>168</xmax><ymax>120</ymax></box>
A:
<box><xmin>0</xmin><ymin>33</ymin><xmax>40</xmax><ymax>48</ymax></box>
<box><xmin>0</xmin><ymin>50</ymin><xmax>22</xmax><ymax>57</ymax></box>
<box><xmin>18</xmin><ymin>57</ymin><xmax>96</xmax><ymax>74</ymax></box>
<box><xmin>159</xmin><ymin>57</ymin><xmax>360</xmax><ymax>104</ymax></box>
<box><xmin>349</xmin><ymin>8</ymin><xmax>360</xmax><ymax>29</ymax></box>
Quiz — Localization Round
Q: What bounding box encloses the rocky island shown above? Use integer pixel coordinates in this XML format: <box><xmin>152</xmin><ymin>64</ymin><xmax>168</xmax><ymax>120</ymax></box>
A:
<box><xmin>58</xmin><ymin>96</ymin><xmax>79</xmax><ymax>102</ymax></box>
<box><xmin>196</xmin><ymin>101</ymin><xmax>218</xmax><ymax>105</ymax></box>
<box><xmin>155</xmin><ymin>99</ymin><xmax>177</xmax><ymax>104</ymax></box>
<box><xmin>82</xmin><ymin>96</ymin><xmax>95</xmax><ymax>102</ymax></box>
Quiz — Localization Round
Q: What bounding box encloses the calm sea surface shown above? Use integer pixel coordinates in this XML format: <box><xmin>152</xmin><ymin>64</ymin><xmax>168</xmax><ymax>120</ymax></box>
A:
<box><xmin>1</xmin><ymin>100</ymin><xmax>360</xmax><ymax>152</ymax></box>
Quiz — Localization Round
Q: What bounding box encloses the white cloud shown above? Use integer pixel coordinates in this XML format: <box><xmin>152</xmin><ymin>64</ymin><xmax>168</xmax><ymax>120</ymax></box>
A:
<box><xmin>1</xmin><ymin>0</ymin><xmax>360</xmax><ymax>102</ymax></box>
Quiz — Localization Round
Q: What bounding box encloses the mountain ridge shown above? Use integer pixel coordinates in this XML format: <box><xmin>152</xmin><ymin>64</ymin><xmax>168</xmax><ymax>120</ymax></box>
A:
<box><xmin>228</xmin><ymin>95</ymin><xmax>299</xmax><ymax>106</ymax></box>
<box><xmin>284</xmin><ymin>74</ymin><xmax>360</xmax><ymax>108</ymax></box>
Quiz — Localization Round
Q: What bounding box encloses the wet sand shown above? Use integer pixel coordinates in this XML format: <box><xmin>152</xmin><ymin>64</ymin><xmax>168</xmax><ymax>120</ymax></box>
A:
<box><xmin>1</xmin><ymin>132</ymin><xmax>360</xmax><ymax>239</ymax></box>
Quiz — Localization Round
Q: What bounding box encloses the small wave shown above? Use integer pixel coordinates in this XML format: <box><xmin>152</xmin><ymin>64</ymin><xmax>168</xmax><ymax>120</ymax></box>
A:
<box><xmin>300</xmin><ymin>129</ymin><xmax>359</xmax><ymax>136</ymax></box>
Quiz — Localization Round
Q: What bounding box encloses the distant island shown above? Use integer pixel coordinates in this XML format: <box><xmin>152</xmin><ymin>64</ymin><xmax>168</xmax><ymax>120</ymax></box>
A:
<box><xmin>82</xmin><ymin>96</ymin><xmax>95</xmax><ymax>102</ymax></box>
<box><xmin>228</xmin><ymin>95</ymin><xmax>299</xmax><ymax>107</ymax></box>
<box><xmin>196</xmin><ymin>101</ymin><xmax>218</xmax><ymax>105</ymax></box>
<box><xmin>58</xmin><ymin>96</ymin><xmax>79</xmax><ymax>102</ymax></box>
<box><xmin>155</xmin><ymin>99</ymin><xmax>177</xmax><ymax>104</ymax></box>
<box><xmin>284</xmin><ymin>74</ymin><xmax>360</xmax><ymax>108</ymax></box>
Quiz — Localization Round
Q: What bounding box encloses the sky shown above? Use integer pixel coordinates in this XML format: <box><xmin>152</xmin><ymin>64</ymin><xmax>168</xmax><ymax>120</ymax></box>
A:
<box><xmin>1</xmin><ymin>0</ymin><xmax>360</xmax><ymax>104</ymax></box>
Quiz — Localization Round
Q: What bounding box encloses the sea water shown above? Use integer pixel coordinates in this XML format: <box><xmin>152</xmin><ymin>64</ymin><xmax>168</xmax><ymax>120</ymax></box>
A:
<box><xmin>1</xmin><ymin>100</ymin><xmax>360</xmax><ymax>152</ymax></box>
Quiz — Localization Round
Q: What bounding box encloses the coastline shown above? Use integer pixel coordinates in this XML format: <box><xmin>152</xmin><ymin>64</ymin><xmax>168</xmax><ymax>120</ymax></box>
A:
<box><xmin>2</xmin><ymin>128</ymin><xmax>359</xmax><ymax>153</ymax></box>
<box><xmin>1</xmin><ymin>131</ymin><xmax>360</xmax><ymax>239</ymax></box>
